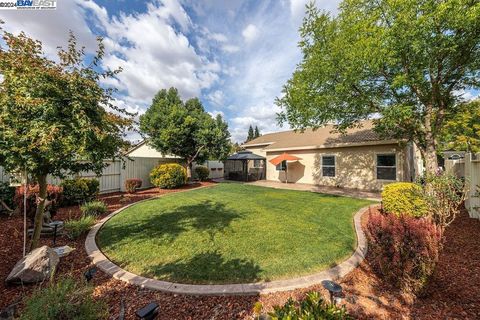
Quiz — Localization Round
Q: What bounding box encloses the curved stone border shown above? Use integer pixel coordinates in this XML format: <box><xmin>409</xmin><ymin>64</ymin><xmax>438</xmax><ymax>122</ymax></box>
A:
<box><xmin>86</xmin><ymin>188</ymin><xmax>374</xmax><ymax>295</ymax></box>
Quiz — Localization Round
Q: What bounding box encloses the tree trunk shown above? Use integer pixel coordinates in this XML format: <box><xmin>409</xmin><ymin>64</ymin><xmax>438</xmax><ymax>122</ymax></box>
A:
<box><xmin>186</xmin><ymin>161</ymin><xmax>193</xmax><ymax>180</ymax></box>
<box><xmin>423</xmin><ymin>104</ymin><xmax>439</xmax><ymax>176</ymax></box>
<box><xmin>29</xmin><ymin>174</ymin><xmax>47</xmax><ymax>251</ymax></box>
<box><xmin>424</xmin><ymin>143</ymin><xmax>439</xmax><ymax>176</ymax></box>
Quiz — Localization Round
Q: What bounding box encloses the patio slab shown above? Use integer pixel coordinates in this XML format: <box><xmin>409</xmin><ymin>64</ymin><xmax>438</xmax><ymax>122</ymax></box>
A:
<box><xmin>247</xmin><ymin>180</ymin><xmax>381</xmax><ymax>201</ymax></box>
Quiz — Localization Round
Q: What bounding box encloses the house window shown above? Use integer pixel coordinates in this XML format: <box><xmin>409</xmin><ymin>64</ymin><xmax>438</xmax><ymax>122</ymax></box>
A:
<box><xmin>253</xmin><ymin>159</ymin><xmax>262</xmax><ymax>168</ymax></box>
<box><xmin>322</xmin><ymin>155</ymin><xmax>335</xmax><ymax>177</ymax></box>
<box><xmin>276</xmin><ymin>160</ymin><xmax>286</xmax><ymax>171</ymax></box>
<box><xmin>376</xmin><ymin>154</ymin><xmax>396</xmax><ymax>180</ymax></box>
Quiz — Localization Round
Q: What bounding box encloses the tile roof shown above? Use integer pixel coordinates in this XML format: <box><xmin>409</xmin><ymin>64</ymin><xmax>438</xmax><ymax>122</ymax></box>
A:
<box><xmin>242</xmin><ymin>121</ymin><xmax>396</xmax><ymax>151</ymax></box>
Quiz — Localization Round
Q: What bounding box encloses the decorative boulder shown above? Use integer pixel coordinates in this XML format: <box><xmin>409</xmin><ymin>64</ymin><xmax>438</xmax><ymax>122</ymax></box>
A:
<box><xmin>6</xmin><ymin>246</ymin><xmax>59</xmax><ymax>284</ymax></box>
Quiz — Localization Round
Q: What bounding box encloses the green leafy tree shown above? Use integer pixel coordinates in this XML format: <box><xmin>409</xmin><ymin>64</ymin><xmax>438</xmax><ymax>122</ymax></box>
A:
<box><xmin>247</xmin><ymin>125</ymin><xmax>254</xmax><ymax>142</ymax></box>
<box><xmin>277</xmin><ymin>0</ymin><xmax>480</xmax><ymax>174</ymax></box>
<box><xmin>440</xmin><ymin>100</ymin><xmax>480</xmax><ymax>153</ymax></box>
<box><xmin>254</xmin><ymin>126</ymin><xmax>261</xmax><ymax>138</ymax></box>
<box><xmin>0</xmin><ymin>29</ymin><xmax>133</xmax><ymax>249</ymax></box>
<box><xmin>139</xmin><ymin>88</ymin><xmax>231</xmax><ymax>177</ymax></box>
<box><xmin>230</xmin><ymin>142</ymin><xmax>242</xmax><ymax>154</ymax></box>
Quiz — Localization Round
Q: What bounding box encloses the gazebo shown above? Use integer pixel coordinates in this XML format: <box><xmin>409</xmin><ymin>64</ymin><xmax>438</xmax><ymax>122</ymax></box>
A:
<box><xmin>224</xmin><ymin>151</ymin><xmax>266</xmax><ymax>182</ymax></box>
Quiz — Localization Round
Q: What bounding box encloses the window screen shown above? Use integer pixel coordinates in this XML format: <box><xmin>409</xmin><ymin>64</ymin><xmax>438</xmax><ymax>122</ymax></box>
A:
<box><xmin>276</xmin><ymin>160</ymin><xmax>286</xmax><ymax>171</ymax></box>
<box><xmin>322</xmin><ymin>155</ymin><xmax>335</xmax><ymax>177</ymax></box>
<box><xmin>376</xmin><ymin>154</ymin><xmax>396</xmax><ymax>180</ymax></box>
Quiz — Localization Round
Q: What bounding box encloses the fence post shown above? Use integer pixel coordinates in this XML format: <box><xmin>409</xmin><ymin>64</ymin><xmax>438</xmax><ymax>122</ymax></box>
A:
<box><xmin>120</xmin><ymin>159</ymin><xmax>126</xmax><ymax>192</ymax></box>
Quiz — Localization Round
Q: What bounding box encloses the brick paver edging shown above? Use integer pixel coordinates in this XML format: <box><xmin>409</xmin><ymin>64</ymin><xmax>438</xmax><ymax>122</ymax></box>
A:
<box><xmin>86</xmin><ymin>189</ymin><xmax>374</xmax><ymax>295</ymax></box>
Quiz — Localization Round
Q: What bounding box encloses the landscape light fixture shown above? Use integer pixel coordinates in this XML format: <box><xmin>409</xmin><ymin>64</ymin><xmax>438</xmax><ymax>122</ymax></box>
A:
<box><xmin>49</xmin><ymin>220</ymin><xmax>63</xmax><ymax>245</ymax></box>
<box><xmin>84</xmin><ymin>267</ymin><xmax>97</xmax><ymax>282</ymax></box>
<box><xmin>135</xmin><ymin>302</ymin><xmax>159</xmax><ymax>320</ymax></box>
<box><xmin>118</xmin><ymin>299</ymin><xmax>126</xmax><ymax>320</ymax></box>
<box><xmin>321</xmin><ymin>280</ymin><xmax>343</xmax><ymax>305</ymax></box>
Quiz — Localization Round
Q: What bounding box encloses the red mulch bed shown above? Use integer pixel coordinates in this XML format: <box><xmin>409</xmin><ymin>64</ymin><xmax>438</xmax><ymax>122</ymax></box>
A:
<box><xmin>1</xmin><ymin>189</ymin><xmax>480</xmax><ymax>319</ymax></box>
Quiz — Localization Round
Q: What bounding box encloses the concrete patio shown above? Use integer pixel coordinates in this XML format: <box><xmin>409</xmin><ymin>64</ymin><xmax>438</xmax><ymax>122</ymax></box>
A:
<box><xmin>247</xmin><ymin>180</ymin><xmax>381</xmax><ymax>201</ymax></box>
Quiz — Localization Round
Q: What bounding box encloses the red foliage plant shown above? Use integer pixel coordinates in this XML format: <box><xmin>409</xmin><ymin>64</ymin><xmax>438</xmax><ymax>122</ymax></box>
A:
<box><xmin>366</xmin><ymin>211</ymin><xmax>442</xmax><ymax>294</ymax></box>
<box><xmin>125</xmin><ymin>178</ymin><xmax>142</xmax><ymax>194</ymax></box>
<box><xmin>14</xmin><ymin>184</ymin><xmax>63</xmax><ymax>222</ymax></box>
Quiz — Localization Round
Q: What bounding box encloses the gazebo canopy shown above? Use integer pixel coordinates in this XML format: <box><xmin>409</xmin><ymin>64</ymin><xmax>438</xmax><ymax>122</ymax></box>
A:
<box><xmin>227</xmin><ymin>151</ymin><xmax>265</xmax><ymax>161</ymax></box>
<box><xmin>224</xmin><ymin>151</ymin><xmax>266</xmax><ymax>182</ymax></box>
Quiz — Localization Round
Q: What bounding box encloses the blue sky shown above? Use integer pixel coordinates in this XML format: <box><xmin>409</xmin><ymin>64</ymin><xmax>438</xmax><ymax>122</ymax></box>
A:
<box><xmin>0</xmin><ymin>0</ymin><xmax>341</xmax><ymax>142</ymax></box>
<box><xmin>3</xmin><ymin>1</ymin><xmax>475</xmax><ymax>143</ymax></box>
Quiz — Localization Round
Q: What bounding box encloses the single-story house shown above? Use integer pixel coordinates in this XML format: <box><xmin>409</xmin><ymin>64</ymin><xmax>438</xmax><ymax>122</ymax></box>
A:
<box><xmin>241</xmin><ymin>121</ymin><xmax>424</xmax><ymax>191</ymax></box>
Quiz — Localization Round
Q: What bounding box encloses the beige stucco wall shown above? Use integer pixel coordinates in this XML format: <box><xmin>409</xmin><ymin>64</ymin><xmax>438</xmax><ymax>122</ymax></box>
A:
<box><xmin>128</xmin><ymin>143</ymin><xmax>179</xmax><ymax>159</ymax></box>
<box><xmin>247</xmin><ymin>144</ymin><xmax>411</xmax><ymax>191</ymax></box>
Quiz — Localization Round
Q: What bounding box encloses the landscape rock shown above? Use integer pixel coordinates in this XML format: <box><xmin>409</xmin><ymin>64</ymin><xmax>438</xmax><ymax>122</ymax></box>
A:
<box><xmin>5</xmin><ymin>246</ymin><xmax>59</xmax><ymax>284</ymax></box>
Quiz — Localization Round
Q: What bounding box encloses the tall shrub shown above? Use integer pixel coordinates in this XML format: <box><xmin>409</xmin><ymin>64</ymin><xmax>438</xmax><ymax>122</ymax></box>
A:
<box><xmin>421</xmin><ymin>173</ymin><xmax>465</xmax><ymax>228</ymax></box>
<box><xmin>61</xmin><ymin>178</ymin><xmax>99</xmax><ymax>205</ymax></box>
<box><xmin>194</xmin><ymin>165</ymin><xmax>210</xmax><ymax>181</ymax></box>
<box><xmin>150</xmin><ymin>163</ymin><xmax>187</xmax><ymax>189</ymax></box>
<box><xmin>366</xmin><ymin>212</ymin><xmax>442</xmax><ymax>293</ymax></box>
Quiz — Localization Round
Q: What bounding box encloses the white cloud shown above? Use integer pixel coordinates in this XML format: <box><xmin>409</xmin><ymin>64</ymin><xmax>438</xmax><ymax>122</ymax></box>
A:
<box><xmin>221</xmin><ymin>44</ymin><xmax>240</xmax><ymax>53</ymax></box>
<box><xmin>78</xmin><ymin>1</ymin><xmax>220</xmax><ymax>101</ymax></box>
<box><xmin>0</xmin><ymin>0</ymin><xmax>98</xmax><ymax>57</ymax></box>
<box><xmin>223</xmin><ymin>66</ymin><xmax>239</xmax><ymax>77</ymax></box>
<box><xmin>242</xmin><ymin>24</ymin><xmax>259</xmax><ymax>43</ymax></box>
<box><xmin>290</xmin><ymin>0</ymin><xmax>309</xmax><ymax>22</ymax></box>
<box><xmin>208</xmin><ymin>110</ymin><xmax>225</xmax><ymax>118</ymax></box>
<box><xmin>207</xmin><ymin>90</ymin><xmax>225</xmax><ymax>106</ymax></box>
<box><xmin>289</xmin><ymin>0</ymin><xmax>341</xmax><ymax>24</ymax></box>
<box><xmin>209</xmin><ymin>32</ymin><xmax>228</xmax><ymax>42</ymax></box>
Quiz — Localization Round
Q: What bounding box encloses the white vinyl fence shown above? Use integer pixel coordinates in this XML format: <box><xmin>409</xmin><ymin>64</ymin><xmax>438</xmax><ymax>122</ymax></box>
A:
<box><xmin>0</xmin><ymin>157</ymin><xmax>179</xmax><ymax>194</ymax></box>
<box><xmin>445</xmin><ymin>153</ymin><xmax>480</xmax><ymax>219</ymax></box>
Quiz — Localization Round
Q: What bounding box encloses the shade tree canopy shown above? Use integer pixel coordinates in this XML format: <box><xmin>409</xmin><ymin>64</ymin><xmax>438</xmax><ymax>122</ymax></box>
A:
<box><xmin>440</xmin><ymin>99</ymin><xmax>480</xmax><ymax>153</ymax></box>
<box><xmin>139</xmin><ymin>88</ymin><xmax>231</xmax><ymax>176</ymax></box>
<box><xmin>0</xmin><ymin>28</ymin><xmax>134</xmax><ymax>249</ymax></box>
<box><xmin>277</xmin><ymin>0</ymin><xmax>480</xmax><ymax>174</ymax></box>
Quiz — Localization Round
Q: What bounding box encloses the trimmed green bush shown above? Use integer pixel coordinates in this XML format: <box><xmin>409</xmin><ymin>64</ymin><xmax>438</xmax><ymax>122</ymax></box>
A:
<box><xmin>382</xmin><ymin>182</ymin><xmax>428</xmax><ymax>217</ymax></box>
<box><xmin>65</xmin><ymin>215</ymin><xmax>96</xmax><ymax>239</ymax></box>
<box><xmin>80</xmin><ymin>201</ymin><xmax>107</xmax><ymax>217</ymax></box>
<box><xmin>194</xmin><ymin>165</ymin><xmax>210</xmax><ymax>181</ymax></box>
<box><xmin>20</xmin><ymin>277</ymin><xmax>108</xmax><ymax>320</ymax></box>
<box><xmin>268</xmin><ymin>291</ymin><xmax>352</xmax><ymax>320</ymax></box>
<box><xmin>150</xmin><ymin>163</ymin><xmax>187</xmax><ymax>189</ymax></box>
<box><xmin>61</xmin><ymin>178</ymin><xmax>99</xmax><ymax>205</ymax></box>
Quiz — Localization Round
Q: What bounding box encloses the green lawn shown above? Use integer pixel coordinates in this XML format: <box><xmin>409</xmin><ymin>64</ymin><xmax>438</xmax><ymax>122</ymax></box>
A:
<box><xmin>97</xmin><ymin>183</ymin><xmax>373</xmax><ymax>284</ymax></box>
